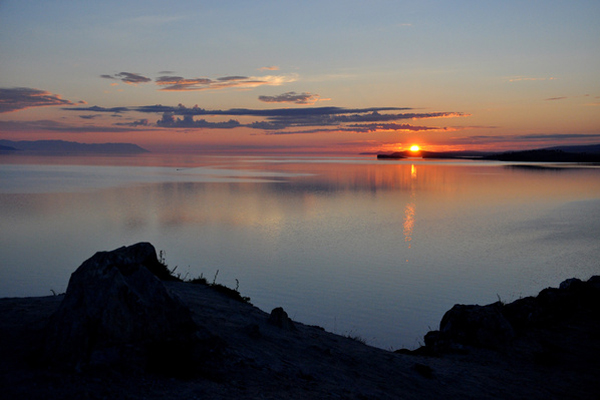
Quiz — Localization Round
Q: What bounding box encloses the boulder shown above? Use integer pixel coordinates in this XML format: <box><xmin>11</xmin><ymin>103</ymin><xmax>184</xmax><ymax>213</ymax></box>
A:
<box><xmin>438</xmin><ymin>302</ymin><xmax>515</xmax><ymax>349</ymax></box>
<box><xmin>417</xmin><ymin>275</ymin><xmax>600</xmax><ymax>356</ymax></box>
<box><xmin>268</xmin><ymin>307</ymin><xmax>297</xmax><ymax>331</ymax></box>
<box><xmin>41</xmin><ymin>243</ymin><xmax>197</xmax><ymax>370</ymax></box>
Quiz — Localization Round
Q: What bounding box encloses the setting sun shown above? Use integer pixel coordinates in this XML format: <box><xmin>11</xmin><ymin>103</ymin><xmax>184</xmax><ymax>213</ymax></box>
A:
<box><xmin>409</xmin><ymin>145</ymin><xmax>421</xmax><ymax>152</ymax></box>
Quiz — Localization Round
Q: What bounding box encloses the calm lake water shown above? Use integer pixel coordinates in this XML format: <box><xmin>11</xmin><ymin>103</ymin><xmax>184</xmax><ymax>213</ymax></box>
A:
<box><xmin>1</xmin><ymin>154</ymin><xmax>599</xmax><ymax>349</ymax></box>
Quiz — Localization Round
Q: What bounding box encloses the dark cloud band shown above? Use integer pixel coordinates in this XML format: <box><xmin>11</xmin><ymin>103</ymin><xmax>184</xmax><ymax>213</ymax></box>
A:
<box><xmin>101</xmin><ymin>72</ymin><xmax>152</xmax><ymax>84</ymax></box>
<box><xmin>258</xmin><ymin>92</ymin><xmax>322</xmax><ymax>105</ymax></box>
<box><xmin>0</xmin><ymin>87</ymin><xmax>74</xmax><ymax>113</ymax></box>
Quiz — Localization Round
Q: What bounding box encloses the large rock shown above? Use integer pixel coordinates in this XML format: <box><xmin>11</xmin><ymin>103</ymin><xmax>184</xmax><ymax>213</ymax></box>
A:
<box><xmin>436</xmin><ymin>302</ymin><xmax>515</xmax><ymax>349</ymax></box>
<box><xmin>42</xmin><ymin>243</ymin><xmax>197</xmax><ymax>370</ymax></box>
<box><xmin>419</xmin><ymin>275</ymin><xmax>600</xmax><ymax>356</ymax></box>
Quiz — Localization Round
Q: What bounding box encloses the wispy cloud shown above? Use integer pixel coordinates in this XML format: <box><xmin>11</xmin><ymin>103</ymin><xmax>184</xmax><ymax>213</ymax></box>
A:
<box><xmin>265</xmin><ymin>124</ymin><xmax>443</xmax><ymax>135</ymax></box>
<box><xmin>130</xmin><ymin>105</ymin><xmax>413</xmax><ymax>117</ymax></box>
<box><xmin>157</xmin><ymin>114</ymin><xmax>241</xmax><ymax>129</ymax></box>
<box><xmin>155</xmin><ymin>74</ymin><xmax>298</xmax><ymax>91</ymax></box>
<box><xmin>67</xmin><ymin>105</ymin><xmax>129</xmax><ymax>114</ymax></box>
<box><xmin>101</xmin><ymin>72</ymin><xmax>152</xmax><ymax>85</ymax></box>
<box><xmin>101</xmin><ymin>70</ymin><xmax>298</xmax><ymax>91</ymax></box>
<box><xmin>114</xmin><ymin>119</ymin><xmax>149</xmax><ymax>127</ymax></box>
<box><xmin>508</xmin><ymin>76</ymin><xmax>557</xmax><ymax>82</ymax></box>
<box><xmin>62</xmin><ymin>104</ymin><xmax>470</xmax><ymax>134</ymax></box>
<box><xmin>345</xmin><ymin>123</ymin><xmax>445</xmax><ymax>133</ymax></box>
<box><xmin>258</xmin><ymin>92</ymin><xmax>326</xmax><ymax>105</ymax></box>
<box><xmin>545</xmin><ymin>96</ymin><xmax>567</xmax><ymax>101</ymax></box>
<box><xmin>259</xmin><ymin>66</ymin><xmax>279</xmax><ymax>71</ymax></box>
<box><xmin>0</xmin><ymin>87</ymin><xmax>75</xmax><ymax>113</ymax></box>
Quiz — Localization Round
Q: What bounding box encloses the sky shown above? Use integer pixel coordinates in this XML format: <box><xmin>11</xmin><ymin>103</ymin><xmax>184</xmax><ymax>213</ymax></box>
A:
<box><xmin>1</xmin><ymin>0</ymin><xmax>599</xmax><ymax>155</ymax></box>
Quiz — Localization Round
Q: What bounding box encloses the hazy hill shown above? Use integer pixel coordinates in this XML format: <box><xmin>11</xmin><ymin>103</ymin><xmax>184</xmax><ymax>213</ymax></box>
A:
<box><xmin>0</xmin><ymin>139</ymin><xmax>149</xmax><ymax>154</ymax></box>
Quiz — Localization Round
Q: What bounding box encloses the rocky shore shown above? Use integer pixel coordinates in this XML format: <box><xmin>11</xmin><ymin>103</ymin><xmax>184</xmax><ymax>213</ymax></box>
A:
<box><xmin>1</xmin><ymin>243</ymin><xmax>598</xmax><ymax>399</ymax></box>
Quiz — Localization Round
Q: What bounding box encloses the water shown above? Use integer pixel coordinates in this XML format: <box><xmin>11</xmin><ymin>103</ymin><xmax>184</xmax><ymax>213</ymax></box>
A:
<box><xmin>1</xmin><ymin>154</ymin><xmax>599</xmax><ymax>349</ymax></box>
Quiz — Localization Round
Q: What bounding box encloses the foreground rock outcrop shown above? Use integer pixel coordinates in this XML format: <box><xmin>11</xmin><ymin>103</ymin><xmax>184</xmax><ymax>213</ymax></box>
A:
<box><xmin>1</xmin><ymin>243</ymin><xmax>598</xmax><ymax>399</ymax></box>
<box><xmin>41</xmin><ymin>243</ymin><xmax>197</xmax><ymax>371</ymax></box>
<box><xmin>418</xmin><ymin>276</ymin><xmax>600</xmax><ymax>361</ymax></box>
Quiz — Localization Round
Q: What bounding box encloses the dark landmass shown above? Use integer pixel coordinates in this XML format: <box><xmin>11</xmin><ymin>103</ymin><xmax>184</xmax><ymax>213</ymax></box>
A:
<box><xmin>0</xmin><ymin>144</ymin><xmax>18</xmax><ymax>152</ymax></box>
<box><xmin>377</xmin><ymin>144</ymin><xmax>600</xmax><ymax>163</ymax></box>
<box><xmin>376</xmin><ymin>150</ymin><xmax>494</xmax><ymax>159</ymax></box>
<box><xmin>546</xmin><ymin>144</ymin><xmax>600</xmax><ymax>154</ymax></box>
<box><xmin>0</xmin><ymin>139</ymin><xmax>149</xmax><ymax>155</ymax></box>
<box><xmin>1</xmin><ymin>242</ymin><xmax>598</xmax><ymax>399</ymax></box>
<box><xmin>483</xmin><ymin>148</ymin><xmax>600</xmax><ymax>162</ymax></box>
<box><xmin>376</xmin><ymin>151</ymin><xmax>407</xmax><ymax>159</ymax></box>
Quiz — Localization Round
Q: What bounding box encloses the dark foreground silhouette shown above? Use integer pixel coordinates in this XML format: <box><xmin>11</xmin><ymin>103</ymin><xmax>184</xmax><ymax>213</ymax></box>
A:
<box><xmin>1</xmin><ymin>243</ymin><xmax>598</xmax><ymax>399</ymax></box>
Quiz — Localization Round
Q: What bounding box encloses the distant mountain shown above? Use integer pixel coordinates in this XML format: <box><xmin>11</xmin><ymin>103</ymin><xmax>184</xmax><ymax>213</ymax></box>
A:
<box><xmin>0</xmin><ymin>140</ymin><xmax>149</xmax><ymax>154</ymax></box>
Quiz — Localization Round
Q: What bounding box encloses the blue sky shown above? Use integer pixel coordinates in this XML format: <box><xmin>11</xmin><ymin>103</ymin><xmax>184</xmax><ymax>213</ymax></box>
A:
<box><xmin>1</xmin><ymin>0</ymin><xmax>599</xmax><ymax>154</ymax></box>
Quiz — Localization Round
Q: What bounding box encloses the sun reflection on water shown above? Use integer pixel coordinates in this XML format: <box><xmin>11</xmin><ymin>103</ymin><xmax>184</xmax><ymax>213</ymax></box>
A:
<box><xmin>403</xmin><ymin>164</ymin><xmax>417</xmax><ymax>260</ymax></box>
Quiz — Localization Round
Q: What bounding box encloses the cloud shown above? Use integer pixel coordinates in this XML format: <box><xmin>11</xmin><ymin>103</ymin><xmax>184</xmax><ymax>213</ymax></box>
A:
<box><xmin>345</xmin><ymin>123</ymin><xmax>445</xmax><ymax>133</ymax></box>
<box><xmin>265</xmin><ymin>123</ymin><xmax>444</xmax><ymax>135</ymax></box>
<box><xmin>65</xmin><ymin>105</ymin><xmax>130</xmax><ymax>113</ymax></box>
<box><xmin>133</xmin><ymin>105</ymin><xmax>412</xmax><ymax>117</ymax></box>
<box><xmin>154</xmin><ymin>74</ymin><xmax>298</xmax><ymax>91</ymax></box>
<box><xmin>157</xmin><ymin>113</ymin><xmax>241</xmax><ymax>129</ymax></box>
<box><xmin>62</xmin><ymin>103</ymin><xmax>469</xmax><ymax>134</ymax></box>
<box><xmin>102</xmin><ymin>69</ymin><xmax>297</xmax><ymax>91</ymax></box>
<box><xmin>114</xmin><ymin>119</ymin><xmax>149</xmax><ymax>127</ymax></box>
<box><xmin>261</xmin><ymin>111</ymin><xmax>468</xmax><ymax>129</ymax></box>
<box><xmin>258</xmin><ymin>91</ymin><xmax>324</xmax><ymax>105</ymax></box>
<box><xmin>247</xmin><ymin>121</ymin><xmax>289</xmax><ymax>130</ymax></box>
<box><xmin>78</xmin><ymin>114</ymin><xmax>101</xmax><ymax>120</ymax></box>
<box><xmin>508</xmin><ymin>76</ymin><xmax>557</xmax><ymax>82</ymax></box>
<box><xmin>154</xmin><ymin>76</ymin><xmax>213</xmax><ymax>90</ymax></box>
<box><xmin>0</xmin><ymin>87</ymin><xmax>75</xmax><ymax>113</ymax></box>
<box><xmin>259</xmin><ymin>66</ymin><xmax>279</xmax><ymax>71</ymax></box>
<box><xmin>545</xmin><ymin>96</ymin><xmax>567</xmax><ymax>101</ymax></box>
<box><xmin>101</xmin><ymin>72</ymin><xmax>152</xmax><ymax>85</ymax></box>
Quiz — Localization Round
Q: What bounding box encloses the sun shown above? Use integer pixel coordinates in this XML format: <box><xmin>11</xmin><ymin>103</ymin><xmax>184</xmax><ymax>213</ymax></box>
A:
<box><xmin>409</xmin><ymin>145</ymin><xmax>421</xmax><ymax>152</ymax></box>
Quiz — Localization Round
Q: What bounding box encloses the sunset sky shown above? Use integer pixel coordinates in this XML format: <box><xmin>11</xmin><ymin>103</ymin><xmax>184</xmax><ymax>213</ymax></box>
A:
<box><xmin>1</xmin><ymin>0</ymin><xmax>599</xmax><ymax>154</ymax></box>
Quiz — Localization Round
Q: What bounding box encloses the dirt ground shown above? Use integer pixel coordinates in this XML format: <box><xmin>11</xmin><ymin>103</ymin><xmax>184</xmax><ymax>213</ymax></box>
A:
<box><xmin>1</xmin><ymin>280</ymin><xmax>598</xmax><ymax>399</ymax></box>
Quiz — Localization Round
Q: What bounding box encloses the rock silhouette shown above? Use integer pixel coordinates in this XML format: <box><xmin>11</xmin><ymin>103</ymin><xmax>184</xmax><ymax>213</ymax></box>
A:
<box><xmin>41</xmin><ymin>242</ymin><xmax>197</xmax><ymax>370</ymax></box>
<box><xmin>419</xmin><ymin>276</ymin><xmax>600</xmax><ymax>361</ymax></box>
